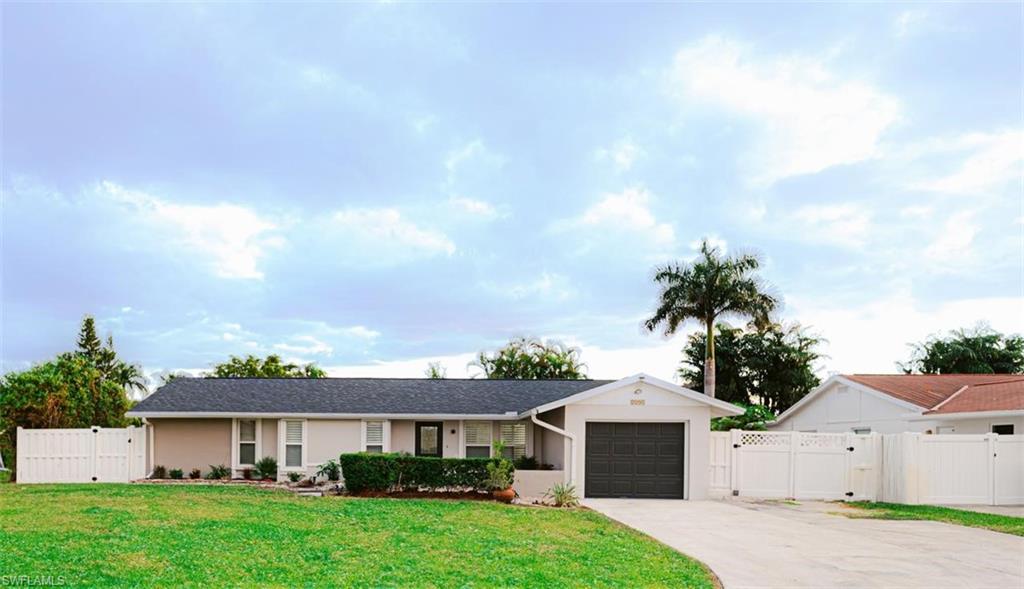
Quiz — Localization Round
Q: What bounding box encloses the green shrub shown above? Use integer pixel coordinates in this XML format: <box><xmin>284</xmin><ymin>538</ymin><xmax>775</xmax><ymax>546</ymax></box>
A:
<box><xmin>169</xmin><ymin>468</ymin><xmax>184</xmax><ymax>480</ymax></box>
<box><xmin>151</xmin><ymin>465</ymin><xmax>167</xmax><ymax>479</ymax></box>
<box><xmin>206</xmin><ymin>464</ymin><xmax>230</xmax><ymax>480</ymax></box>
<box><xmin>317</xmin><ymin>459</ymin><xmax>341</xmax><ymax>482</ymax></box>
<box><xmin>513</xmin><ymin>455</ymin><xmax>540</xmax><ymax>470</ymax></box>
<box><xmin>543</xmin><ymin>483</ymin><xmax>580</xmax><ymax>507</ymax></box>
<box><xmin>287</xmin><ymin>471</ymin><xmax>302</xmax><ymax>483</ymax></box>
<box><xmin>188</xmin><ymin>468</ymin><xmax>202</xmax><ymax>480</ymax></box>
<box><xmin>485</xmin><ymin>459</ymin><xmax>514</xmax><ymax>491</ymax></box>
<box><xmin>338</xmin><ymin>453</ymin><xmax>511</xmax><ymax>493</ymax></box>
<box><xmin>254</xmin><ymin>456</ymin><xmax>278</xmax><ymax>480</ymax></box>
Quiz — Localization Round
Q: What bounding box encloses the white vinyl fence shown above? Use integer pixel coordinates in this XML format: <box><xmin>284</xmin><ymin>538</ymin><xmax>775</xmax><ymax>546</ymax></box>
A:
<box><xmin>879</xmin><ymin>433</ymin><xmax>1024</xmax><ymax>506</ymax></box>
<box><xmin>16</xmin><ymin>426</ymin><xmax>147</xmax><ymax>483</ymax></box>
<box><xmin>710</xmin><ymin>430</ymin><xmax>878</xmax><ymax>501</ymax></box>
<box><xmin>711</xmin><ymin>430</ymin><xmax>1024</xmax><ymax>506</ymax></box>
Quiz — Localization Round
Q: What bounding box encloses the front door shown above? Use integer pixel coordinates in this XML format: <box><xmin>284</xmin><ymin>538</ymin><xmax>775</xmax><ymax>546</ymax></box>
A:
<box><xmin>415</xmin><ymin>422</ymin><xmax>443</xmax><ymax>457</ymax></box>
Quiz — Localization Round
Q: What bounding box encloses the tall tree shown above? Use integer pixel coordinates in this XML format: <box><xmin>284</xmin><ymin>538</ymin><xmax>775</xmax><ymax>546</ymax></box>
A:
<box><xmin>645</xmin><ymin>239</ymin><xmax>779</xmax><ymax>398</ymax></box>
<box><xmin>901</xmin><ymin>325</ymin><xmax>1024</xmax><ymax>374</ymax></box>
<box><xmin>680</xmin><ymin>322</ymin><xmax>824</xmax><ymax>413</ymax></box>
<box><xmin>76</xmin><ymin>315</ymin><xmax>104</xmax><ymax>361</ymax></box>
<box><xmin>76</xmin><ymin>317</ymin><xmax>148</xmax><ymax>398</ymax></box>
<box><xmin>208</xmin><ymin>354</ymin><xmax>328</xmax><ymax>378</ymax></box>
<box><xmin>473</xmin><ymin>337</ymin><xmax>586</xmax><ymax>379</ymax></box>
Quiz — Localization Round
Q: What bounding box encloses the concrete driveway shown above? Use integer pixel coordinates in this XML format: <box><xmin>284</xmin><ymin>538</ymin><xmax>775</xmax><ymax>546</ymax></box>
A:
<box><xmin>585</xmin><ymin>498</ymin><xmax>1024</xmax><ymax>589</ymax></box>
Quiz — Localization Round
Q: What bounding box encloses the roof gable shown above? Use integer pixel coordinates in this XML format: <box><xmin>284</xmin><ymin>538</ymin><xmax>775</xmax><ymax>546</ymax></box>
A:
<box><xmin>530</xmin><ymin>374</ymin><xmax>745</xmax><ymax>417</ymax></box>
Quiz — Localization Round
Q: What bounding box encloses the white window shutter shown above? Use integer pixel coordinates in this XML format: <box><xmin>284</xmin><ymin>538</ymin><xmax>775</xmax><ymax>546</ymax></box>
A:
<box><xmin>464</xmin><ymin>422</ymin><xmax>492</xmax><ymax>445</ymax></box>
<box><xmin>500</xmin><ymin>423</ymin><xmax>526</xmax><ymax>446</ymax></box>
<box><xmin>286</xmin><ymin>421</ymin><xmax>303</xmax><ymax>444</ymax></box>
<box><xmin>366</xmin><ymin>421</ymin><xmax>384</xmax><ymax>445</ymax></box>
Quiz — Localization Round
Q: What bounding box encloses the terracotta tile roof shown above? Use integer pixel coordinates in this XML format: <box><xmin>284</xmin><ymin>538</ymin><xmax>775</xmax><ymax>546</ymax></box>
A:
<box><xmin>925</xmin><ymin>379</ymin><xmax>1024</xmax><ymax>414</ymax></box>
<box><xmin>843</xmin><ymin>374</ymin><xmax>1024</xmax><ymax>410</ymax></box>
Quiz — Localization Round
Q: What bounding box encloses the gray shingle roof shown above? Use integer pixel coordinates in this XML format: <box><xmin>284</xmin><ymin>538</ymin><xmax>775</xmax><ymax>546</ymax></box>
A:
<box><xmin>129</xmin><ymin>378</ymin><xmax>612</xmax><ymax>416</ymax></box>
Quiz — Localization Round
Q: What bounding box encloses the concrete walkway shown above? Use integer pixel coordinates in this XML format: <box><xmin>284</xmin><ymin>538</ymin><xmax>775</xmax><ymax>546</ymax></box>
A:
<box><xmin>585</xmin><ymin>498</ymin><xmax>1024</xmax><ymax>589</ymax></box>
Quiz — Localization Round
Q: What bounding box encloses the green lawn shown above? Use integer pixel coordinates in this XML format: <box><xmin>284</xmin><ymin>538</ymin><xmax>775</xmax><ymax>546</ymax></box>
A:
<box><xmin>0</xmin><ymin>484</ymin><xmax>715</xmax><ymax>587</ymax></box>
<box><xmin>846</xmin><ymin>502</ymin><xmax>1024</xmax><ymax>537</ymax></box>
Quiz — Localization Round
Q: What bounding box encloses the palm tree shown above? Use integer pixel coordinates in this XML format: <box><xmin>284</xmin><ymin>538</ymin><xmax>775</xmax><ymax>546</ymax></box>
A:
<box><xmin>645</xmin><ymin>239</ymin><xmax>779</xmax><ymax>398</ymax></box>
<box><xmin>113</xmin><ymin>362</ymin><xmax>149</xmax><ymax>397</ymax></box>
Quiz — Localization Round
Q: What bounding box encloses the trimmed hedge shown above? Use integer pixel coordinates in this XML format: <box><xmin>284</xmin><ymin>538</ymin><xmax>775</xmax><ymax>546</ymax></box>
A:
<box><xmin>338</xmin><ymin>453</ymin><xmax>512</xmax><ymax>493</ymax></box>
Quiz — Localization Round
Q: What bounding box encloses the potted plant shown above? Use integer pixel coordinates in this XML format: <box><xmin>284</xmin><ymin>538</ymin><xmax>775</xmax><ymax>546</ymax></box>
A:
<box><xmin>486</xmin><ymin>443</ymin><xmax>516</xmax><ymax>503</ymax></box>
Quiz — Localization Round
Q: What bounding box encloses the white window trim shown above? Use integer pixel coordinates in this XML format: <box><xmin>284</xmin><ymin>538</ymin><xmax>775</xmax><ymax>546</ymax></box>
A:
<box><xmin>232</xmin><ymin>418</ymin><xmax>262</xmax><ymax>471</ymax></box>
<box><xmin>463</xmin><ymin>420</ymin><xmax>493</xmax><ymax>458</ymax></box>
<box><xmin>360</xmin><ymin>419</ymin><xmax>391</xmax><ymax>452</ymax></box>
<box><xmin>278</xmin><ymin>418</ymin><xmax>308</xmax><ymax>472</ymax></box>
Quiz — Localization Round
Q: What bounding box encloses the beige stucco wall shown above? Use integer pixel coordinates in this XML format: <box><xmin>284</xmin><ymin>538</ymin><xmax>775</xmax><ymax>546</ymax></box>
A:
<box><xmin>306</xmin><ymin>419</ymin><xmax>362</xmax><ymax>466</ymax></box>
<box><xmin>514</xmin><ymin>470</ymin><xmax>564</xmax><ymax>499</ymax></box>
<box><xmin>261</xmin><ymin>419</ymin><xmax>278</xmax><ymax>460</ymax></box>
<box><xmin>562</xmin><ymin>381</ymin><xmax>712</xmax><ymax>500</ymax></box>
<box><xmin>150</xmin><ymin>418</ymin><xmax>231</xmax><ymax>475</ymax></box>
<box><xmin>537</xmin><ymin>407</ymin><xmax>566</xmax><ymax>469</ymax></box>
<box><xmin>391</xmin><ymin>420</ymin><xmax>415</xmax><ymax>454</ymax></box>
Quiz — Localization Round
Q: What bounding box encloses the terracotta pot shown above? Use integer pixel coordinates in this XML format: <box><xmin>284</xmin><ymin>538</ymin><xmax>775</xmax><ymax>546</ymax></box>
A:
<box><xmin>492</xmin><ymin>488</ymin><xmax>515</xmax><ymax>503</ymax></box>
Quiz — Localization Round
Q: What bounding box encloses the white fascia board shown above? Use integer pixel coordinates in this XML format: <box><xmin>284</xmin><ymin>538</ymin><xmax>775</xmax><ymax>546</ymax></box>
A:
<box><xmin>126</xmin><ymin>411</ymin><xmax>522</xmax><ymax>420</ymax></box>
<box><xmin>524</xmin><ymin>373</ymin><xmax>744</xmax><ymax>417</ymax></box>
<box><xmin>908</xmin><ymin>409</ymin><xmax>1024</xmax><ymax>421</ymax></box>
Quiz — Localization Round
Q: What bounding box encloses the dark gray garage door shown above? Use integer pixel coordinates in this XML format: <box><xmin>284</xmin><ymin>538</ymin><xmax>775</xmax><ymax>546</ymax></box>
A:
<box><xmin>585</xmin><ymin>422</ymin><xmax>684</xmax><ymax>499</ymax></box>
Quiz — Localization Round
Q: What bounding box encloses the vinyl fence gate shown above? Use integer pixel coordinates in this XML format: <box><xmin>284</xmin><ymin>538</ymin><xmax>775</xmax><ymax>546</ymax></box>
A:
<box><xmin>16</xmin><ymin>426</ymin><xmax>147</xmax><ymax>483</ymax></box>
<box><xmin>710</xmin><ymin>430</ymin><xmax>879</xmax><ymax>501</ymax></box>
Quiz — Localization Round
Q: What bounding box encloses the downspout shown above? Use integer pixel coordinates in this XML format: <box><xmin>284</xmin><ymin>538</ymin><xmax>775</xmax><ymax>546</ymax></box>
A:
<box><xmin>530</xmin><ymin>410</ymin><xmax>577</xmax><ymax>485</ymax></box>
<box><xmin>143</xmin><ymin>418</ymin><xmax>154</xmax><ymax>479</ymax></box>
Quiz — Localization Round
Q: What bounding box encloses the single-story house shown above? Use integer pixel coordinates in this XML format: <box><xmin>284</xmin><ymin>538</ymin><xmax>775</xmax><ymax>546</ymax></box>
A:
<box><xmin>126</xmin><ymin>373</ymin><xmax>742</xmax><ymax>499</ymax></box>
<box><xmin>769</xmin><ymin>374</ymin><xmax>1024</xmax><ymax>435</ymax></box>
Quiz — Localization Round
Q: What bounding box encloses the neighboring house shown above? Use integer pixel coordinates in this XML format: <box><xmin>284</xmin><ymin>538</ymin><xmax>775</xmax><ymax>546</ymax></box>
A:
<box><xmin>126</xmin><ymin>374</ymin><xmax>742</xmax><ymax>499</ymax></box>
<box><xmin>769</xmin><ymin>374</ymin><xmax>1024</xmax><ymax>435</ymax></box>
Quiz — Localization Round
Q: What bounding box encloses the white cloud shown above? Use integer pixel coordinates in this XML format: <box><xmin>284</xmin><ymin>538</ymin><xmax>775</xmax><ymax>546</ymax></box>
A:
<box><xmin>100</xmin><ymin>181</ymin><xmax>281</xmax><ymax>279</ymax></box>
<box><xmin>913</xmin><ymin>130</ymin><xmax>1023</xmax><ymax>195</ymax></box>
<box><xmin>274</xmin><ymin>335</ymin><xmax>334</xmax><ymax>357</ymax></box>
<box><xmin>788</xmin><ymin>293</ymin><xmax>1024</xmax><ymax>375</ymax></box>
<box><xmin>900</xmin><ymin>205</ymin><xmax>933</xmax><ymax>219</ymax></box>
<box><xmin>578</xmin><ymin>187</ymin><xmax>675</xmax><ymax>246</ymax></box>
<box><xmin>444</xmin><ymin>140</ymin><xmax>505</xmax><ymax>184</ymax></box>
<box><xmin>325</xmin><ymin>351</ymin><xmax>478</xmax><ymax>378</ymax></box>
<box><xmin>595</xmin><ymin>138</ymin><xmax>644</xmax><ymax>172</ymax></box>
<box><xmin>925</xmin><ymin>210</ymin><xmax>978</xmax><ymax>263</ymax></box>
<box><xmin>332</xmin><ymin>208</ymin><xmax>456</xmax><ymax>256</ymax></box>
<box><xmin>669</xmin><ymin>35</ymin><xmax>901</xmax><ymax>185</ymax></box>
<box><xmin>448</xmin><ymin>196</ymin><xmax>498</xmax><ymax>218</ymax></box>
<box><xmin>894</xmin><ymin>10</ymin><xmax>928</xmax><ymax>38</ymax></box>
<box><xmin>792</xmin><ymin>203</ymin><xmax>872</xmax><ymax>248</ymax></box>
<box><xmin>690</xmin><ymin>235</ymin><xmax>728</xmax><ymax>253</ymax></box>
<box><xmin>482</xmin><ymin>272</ymin><xmax>575</xmax><ymax>302</ymax></box>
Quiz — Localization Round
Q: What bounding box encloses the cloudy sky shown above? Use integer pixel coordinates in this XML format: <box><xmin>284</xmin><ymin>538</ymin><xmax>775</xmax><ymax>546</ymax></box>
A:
<box><xmin>2</xmin><ymin>3</ymin><xmax>1021</xmax><ymax>385</ymax></box>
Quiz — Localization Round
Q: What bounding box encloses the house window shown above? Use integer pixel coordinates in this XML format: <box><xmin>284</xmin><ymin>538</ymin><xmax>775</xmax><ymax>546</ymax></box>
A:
<box><xmin>500</xmin><ymin>422</ymin><xmax>527</xmax><ymax>459</ymax></box>
<box><xmin>992</xmin><ymin>424</ymin><xmax>1015</xmax><ymax>435</ymax></box>
<box><xmin>284</xmin><ymin>420</ymin><xmax>304</xmax><ymax>468</ymax></box>
<box><xmin>852</xmin><ymin>427</ymin><xmax>871</xmax><ymax>435</ymax></box>
<box><xmin>238</xmin><ymin>419</ymin><xmax>257</xmax><ymax>466</ymax></box>
<box><xmin>365</xmin><ymin>421</ymin><xmax>384</xmax><ymax>453</ymax></box>
<box><xmin>464</xmin><ymin>421</ymin><xmax>492</xmax><ymax>458</ymax></box>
